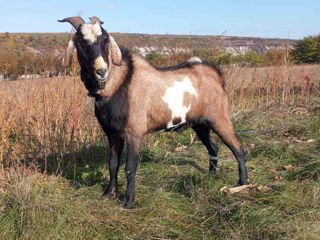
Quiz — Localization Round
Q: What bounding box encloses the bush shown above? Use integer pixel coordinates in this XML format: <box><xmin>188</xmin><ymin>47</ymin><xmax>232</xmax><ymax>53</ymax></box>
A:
<box><xmin>234</xmin><ymin>51</ymin><xmax>265</xmax><ymax>67</ymax></box>
<box><xmin>146</xmin><ymin>51</ymin><xmax>168</xmax><ymax>66</ymax></box>
<box><xmin>293</xmin><ymin>35</ymin><xmax>320</xmax><ymax>63</ymax></box>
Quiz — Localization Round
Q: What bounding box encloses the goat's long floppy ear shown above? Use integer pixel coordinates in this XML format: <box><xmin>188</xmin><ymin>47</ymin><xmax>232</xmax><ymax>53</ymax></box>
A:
<box><xmin>109</xmin><ymin>35</ymin><xmax>122</xmax><ymax>66</ymax></box>
<box><xmin>61</xmin><ymin>35</ymin><xmax>76</xmax><ymax>68</ymax></box>
<box><xmin>58</xmin><ymin>16</ymin><xmax>85</xmax><ymax>30</ymax></box>
<box><xmin>89</xmin><ymin>16</ymin><xmax>104</xmax><ymax>25</ymax></box>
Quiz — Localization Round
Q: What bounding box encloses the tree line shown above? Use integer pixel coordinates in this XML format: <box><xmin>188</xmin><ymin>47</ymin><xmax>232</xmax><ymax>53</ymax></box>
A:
<box><xmin>0</xmin><ymin>33</ymin><xmax>319</xmax><ymax>78</ymax></box>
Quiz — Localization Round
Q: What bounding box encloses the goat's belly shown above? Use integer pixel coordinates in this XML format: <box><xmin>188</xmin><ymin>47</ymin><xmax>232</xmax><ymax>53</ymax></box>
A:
<box><xmin>158</xmin><ymin>122</ymin><xmax>191</xmax><ymax>134</ymax></box>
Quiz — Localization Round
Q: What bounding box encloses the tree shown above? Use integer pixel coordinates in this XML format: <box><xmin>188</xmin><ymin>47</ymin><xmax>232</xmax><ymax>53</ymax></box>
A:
<box><xmin>233</xmin><ymin>51</ymin><xmax>264</xmax><ymax>67</ymax></box>
<box><xmin>293</xmin><ymin>35</ymin><xmax>320</xmax><ymax>63</ymax></box>
<box><xmin>264</xmin><ymin>50</ymin><xmax>291</xmax><ymax>66</ymax></box>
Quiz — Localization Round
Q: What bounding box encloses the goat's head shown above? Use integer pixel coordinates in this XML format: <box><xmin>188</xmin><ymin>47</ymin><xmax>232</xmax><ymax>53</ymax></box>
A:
<box><xmin>58</xmin><ymin>16</ymin><xmax>122</xmax><ymax>95</ymax></box>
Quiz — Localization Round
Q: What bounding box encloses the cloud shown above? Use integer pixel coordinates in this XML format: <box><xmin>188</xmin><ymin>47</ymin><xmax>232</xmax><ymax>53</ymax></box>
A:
<box><xmin>104</xmin><ymin>4</ymin><xmax>116</xmax><ymax>9</ymax></box>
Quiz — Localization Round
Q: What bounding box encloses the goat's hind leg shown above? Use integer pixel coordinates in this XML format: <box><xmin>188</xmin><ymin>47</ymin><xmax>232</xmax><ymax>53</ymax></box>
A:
<box><xmin>210</xmin><ymin>116</ymin><xmax>248</xmax><ymax>186</ymax></box>
<box><xmin>103</xmin><ymin>134</ymin><xmax>124</xmax><ymax>198</ymax></box>
<box><xmin>193</xmin><ymin>124</ymin><xmax>219</xmax><ymax>172</ymax></box>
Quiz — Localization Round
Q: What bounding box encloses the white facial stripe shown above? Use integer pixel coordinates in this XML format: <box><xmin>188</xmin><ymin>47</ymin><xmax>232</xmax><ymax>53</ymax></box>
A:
<box><xmin>162</xmin><ymin>77</ymin><xmax>198</xmax><ymax>128</ymax></box>
<box><xmin>80</xmin><ymin>23</ymin><xmax>102</xmax><ymax>44</ymax></box>
<box><xmin>94</xmin><ymin>56</ymin><xmax>107</xmax><ymax>70</ymax></box>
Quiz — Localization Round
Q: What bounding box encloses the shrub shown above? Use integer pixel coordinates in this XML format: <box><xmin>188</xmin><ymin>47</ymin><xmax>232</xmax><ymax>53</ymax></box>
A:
<box><xmin>293</xmin><ymin>35</ymin><xmax>320</xmax><ymax>63</ymax></box>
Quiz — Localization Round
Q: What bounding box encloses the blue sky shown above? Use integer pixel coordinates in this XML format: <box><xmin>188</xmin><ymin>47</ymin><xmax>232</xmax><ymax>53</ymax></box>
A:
<box><xmin>0</xmin><ymin>0</ymin><xmax>319</xmax><ymax>39</ymax></box>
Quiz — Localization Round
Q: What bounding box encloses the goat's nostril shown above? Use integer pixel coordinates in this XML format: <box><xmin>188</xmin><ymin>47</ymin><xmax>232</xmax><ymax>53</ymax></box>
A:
<box><xmin>96</xmin><ymin>68</ymin><xmax>106</xmax><ymax>77</ymax></box>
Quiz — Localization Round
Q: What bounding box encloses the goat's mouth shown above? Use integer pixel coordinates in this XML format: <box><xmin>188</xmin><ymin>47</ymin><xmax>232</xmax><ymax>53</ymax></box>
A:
<box><xmin>98</xmin><ymin>78</ymin><xmax>108</xmax><ymax>82</ymax></box>
<box><xmin>97</xmin><ymin>79</ymin><xmax>107</xmax><ymax>90</ymax></box>
<box><xmin>86</xmin><ymin>81</ymin><xmax>106</xmax><ymax>97</ymax></box>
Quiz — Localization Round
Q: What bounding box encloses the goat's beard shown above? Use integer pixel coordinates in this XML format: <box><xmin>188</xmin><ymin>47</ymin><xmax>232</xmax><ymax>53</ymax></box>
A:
<box><xmin>97</xmin><ymin>80</ymin><xmax>106</xmax><ymax>90</ymax></box>
<box><xmin>81</xmin><ymin>71</ymin><xmax>107</xmax><ymax>97</ymax></box>
<box><xmin>85</xmin><ymin>81</ymin><xmax>108</xmax><ymax>98</ymax></box>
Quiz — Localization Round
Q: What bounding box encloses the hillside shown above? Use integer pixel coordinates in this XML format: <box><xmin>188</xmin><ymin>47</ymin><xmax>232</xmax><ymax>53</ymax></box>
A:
<box><xmin>0</xmin><ymin>32</ymin><xmax>296</xmax><ymax>57</ymax></box>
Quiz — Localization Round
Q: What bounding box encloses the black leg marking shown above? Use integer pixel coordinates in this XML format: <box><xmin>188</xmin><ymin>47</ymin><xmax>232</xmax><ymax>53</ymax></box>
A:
<box><xmin>229</xmin><ymin>145</ymin><xmax>248</xmax><ymax>186</ymax></box>
<box><xmin>193</xmin><ymin>125</ymin><xmax>219</xmax><ymax>172</ymax></box>
<box><xmin>209</xmin><ymin>155</ymin><xmax>218</xmax><ymax>171</ymax></box>
<box><xmin>209</xmin><ymin>117</ymin><xmax>248</xmax><ymax>185</ymax></box>
<box><xmin>103</xmin><ymin>134</ymin><xmax>124</xmax><ymax>198</ymax></box>
<box><xmin>122</xmin><ymin>135</ymin><xmax>141</xmax><ymax>208</ymax></box>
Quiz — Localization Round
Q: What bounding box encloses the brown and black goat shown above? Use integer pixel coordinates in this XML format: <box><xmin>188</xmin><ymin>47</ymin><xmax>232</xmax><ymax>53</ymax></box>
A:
<box><xmin>58</xmin><ymin>16</ymin><xmax>248</xmax><ymax>208</ymax></box>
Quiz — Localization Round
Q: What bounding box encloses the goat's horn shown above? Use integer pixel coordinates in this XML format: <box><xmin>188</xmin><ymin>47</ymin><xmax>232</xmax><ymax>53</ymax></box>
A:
<box><xmin>58</xmin><ymin>16</ymin><xmax>85</xmax><ymax>30</ymax></box>
<box><xmin>89</xmin><ymin>16</ymin><xmax>104</xmax><ymax>25</ymax></box>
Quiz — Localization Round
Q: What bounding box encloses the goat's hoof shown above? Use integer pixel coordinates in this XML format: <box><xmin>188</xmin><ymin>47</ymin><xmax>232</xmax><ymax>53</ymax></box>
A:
<box><xmin>103</xmin><ymin>192</ymin><xmax>116</xmax><ymax>199</ymax></box>
<box><xmin>238</xmin><ymin>179</ymin><xmax>249</xmax><ymax>186</ymax></box>
<box><xmin>121</xmin><ymin>195</ymin><xmax>134</xmax><ymax>209</ymax></box>
<box><xmin>103</xmin><ymin>188</ymin><xmax>117</xmax><ymax>198</ymax></box>
<box><xmin>121</xmin><ymin>199</ymin><xmax>134</xmax><ymax>209</ymax></box>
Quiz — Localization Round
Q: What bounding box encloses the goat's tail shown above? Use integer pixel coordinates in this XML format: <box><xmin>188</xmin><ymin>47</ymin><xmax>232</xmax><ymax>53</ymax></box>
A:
<box><xmin>188</xmin><ymin>57</ymin><xmax>202</xmax><ymax>64</ymax></box>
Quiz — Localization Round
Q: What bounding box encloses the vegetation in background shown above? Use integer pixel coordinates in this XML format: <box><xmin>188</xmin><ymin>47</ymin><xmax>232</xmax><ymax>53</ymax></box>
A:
<box><xmin>293</xmin><ymin>35</ymin><xmax>320</xmax><ymax>63</ymax></box>
<box><xmin>0</xmin><ymin>32</ymin><xmax>295</xmax><ymax>77</ymax></box>
<box><xmin>0</xmin><ymin>33</ymin><xmax>67</xmax><ymax>77</ymax></box>
<box><xmin>144</xmin><ymin>48</ymin><xmax>291</xmax><ymax>68</ymax></box>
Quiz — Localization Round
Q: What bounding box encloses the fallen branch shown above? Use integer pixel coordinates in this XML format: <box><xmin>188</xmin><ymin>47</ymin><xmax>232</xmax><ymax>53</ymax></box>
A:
<box><xmin>220</xmin><ymin>183</ymin><xmax>256</xmax><ymax>194</ymax></box>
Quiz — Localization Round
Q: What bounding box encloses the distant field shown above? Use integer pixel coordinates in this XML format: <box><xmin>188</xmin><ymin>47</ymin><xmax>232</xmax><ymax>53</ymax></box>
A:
<box><xmin>0</xmin><ymin>64</ymin><xmax>319</xmax><ymax>239</ymax></box>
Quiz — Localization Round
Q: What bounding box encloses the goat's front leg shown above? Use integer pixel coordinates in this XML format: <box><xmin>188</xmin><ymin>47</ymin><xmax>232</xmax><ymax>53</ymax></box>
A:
<box><xmin>122</xmin><ymin>135</ymin><xmax>141</xmax><ymax>208</ymax></box>
<box><xmin>103</xmin><ymin>134</ymin><xmax>124</xmax><ymax>198</ymax></box>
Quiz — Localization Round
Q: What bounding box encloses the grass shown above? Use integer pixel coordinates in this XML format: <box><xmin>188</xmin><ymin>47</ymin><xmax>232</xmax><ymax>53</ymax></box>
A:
<box><xmin>0</xmin><ymin>64</ymin><xmax>319</xmax><ymax>239</ymax></box>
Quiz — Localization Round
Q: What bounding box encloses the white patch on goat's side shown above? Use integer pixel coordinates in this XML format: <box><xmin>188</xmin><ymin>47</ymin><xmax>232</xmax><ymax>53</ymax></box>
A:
<box><xmin>94</xmin><ymin>56</ymin><xmax>108</xmax><ymax>70</ymax></box>
<box><xmin>188</xmin><ymin>57</ymin><xmax>202</xmax><ymax>63</ymax></box>
<box><xmin>80</xmin><ymin>23</ymin><xmax>102</xmax><ymax>44</ymax></box>
<box><xmin>162</xmin><ymin>77</ymin><xmax>198</xmax><ymax>129</ymax></box>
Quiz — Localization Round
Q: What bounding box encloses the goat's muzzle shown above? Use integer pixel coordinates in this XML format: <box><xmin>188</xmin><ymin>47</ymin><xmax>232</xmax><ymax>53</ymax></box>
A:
<box><xmin>94</xmin><ymin>69</ymin><xmax>108</xmax><ymax>89</ymax></box>
<box><xmin>96</xmin><ymin>68</ymin><xmax>106</xmax><ymax>78</ymax></box>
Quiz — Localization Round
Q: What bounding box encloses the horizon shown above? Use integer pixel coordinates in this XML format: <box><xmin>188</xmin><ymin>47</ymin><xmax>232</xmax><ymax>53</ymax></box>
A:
<box><xmin>0</xmin><ymin>31</ymin><xmax>300</xmax><ymax>41</ymax></box>
<box><xmin>0</xmin><ymin>0</ymin><xmax>319</xmax><ymax>40</ymax></box>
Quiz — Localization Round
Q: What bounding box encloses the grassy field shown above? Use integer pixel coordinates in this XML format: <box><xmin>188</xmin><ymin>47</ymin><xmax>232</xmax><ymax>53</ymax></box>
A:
<box><xmin>0</xmin><ymin>64</ymin><xmax>319</xmax><ymax>239</ymax></box>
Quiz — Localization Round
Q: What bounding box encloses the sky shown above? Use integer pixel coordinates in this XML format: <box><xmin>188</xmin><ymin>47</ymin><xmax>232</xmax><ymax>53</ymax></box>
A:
<box><xmin>0</xmin><ymin>0</ymin><xmax>319</xmax><ymax>39</ymax></box>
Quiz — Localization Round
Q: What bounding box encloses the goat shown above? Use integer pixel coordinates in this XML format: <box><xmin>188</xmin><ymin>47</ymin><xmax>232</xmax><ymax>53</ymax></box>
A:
<box><xmin>58</xmin><ymin>16</ymin><xmax>248</xmax><ymax>208</ymax></box>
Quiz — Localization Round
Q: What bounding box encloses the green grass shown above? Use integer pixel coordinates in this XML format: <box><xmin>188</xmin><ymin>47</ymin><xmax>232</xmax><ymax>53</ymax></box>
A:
<box><xmin>1</xmin><ymin>102</ymin><xmax>320</xmax><ymax>239</ymax></box>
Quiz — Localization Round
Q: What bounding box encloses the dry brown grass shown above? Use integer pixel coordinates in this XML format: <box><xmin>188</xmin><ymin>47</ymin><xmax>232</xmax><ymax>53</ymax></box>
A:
<box><xmin>0</xmin><ymin>64</ymin><xmax>319</xmax><ymax>170</ymax></box>
<box><xmin>0</xmin><ymin>64</ymin><xmax>319</xmax><ymax>239</ymax></box>
<box><xmin>0</xmin><ymin>76</ymin><xmax>102</xmax><ymax>171</ymax></box>
<box><xmin>225</xmin><ymin>64</ymin><xmax>320</xmax><ymax>112</ymax></box>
